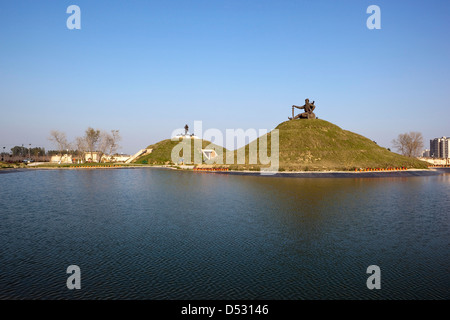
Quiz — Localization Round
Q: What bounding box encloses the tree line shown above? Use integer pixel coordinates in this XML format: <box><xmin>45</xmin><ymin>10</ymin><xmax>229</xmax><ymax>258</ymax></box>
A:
<box><xmin>2</xmin><ymin>147</ymin><xmax>84</xmax><ymax>158</ymax></box>
<box><xmin>49</xmin><ymin>127</ymin><xmax>121</xmax><ymax>160</ymax></box>
<box><xmin>8</xmin><ymin>146</ymin><xmax>46</xmax><ymax>157</ymax></box>
<box><xmin>1</xmin><ymin>128</ymin><xmax>122</xmax><ymax>162</ymax></box>
<box><xmin>2</xmin><ymin>146</ymin><xmax>49</xmax><ymax>162</ymax></box>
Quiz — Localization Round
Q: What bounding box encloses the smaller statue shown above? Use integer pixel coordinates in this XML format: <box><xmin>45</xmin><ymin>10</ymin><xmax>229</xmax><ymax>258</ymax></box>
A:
<box><xmin>184</xmin><ymin>124</ymin><xmax>189</xmax><ymax>135</ymax></box>
<box><xmin>289</xmin><ymin>99</ymin><xmax>316</xmax><ymax>120</ymax></box>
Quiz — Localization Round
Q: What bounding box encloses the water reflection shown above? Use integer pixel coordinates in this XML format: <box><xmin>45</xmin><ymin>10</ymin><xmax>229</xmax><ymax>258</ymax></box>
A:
<box><xmin>0</xmin><ymin>168</ymin><xmax>448</xmax><ymax>299</ymax></box>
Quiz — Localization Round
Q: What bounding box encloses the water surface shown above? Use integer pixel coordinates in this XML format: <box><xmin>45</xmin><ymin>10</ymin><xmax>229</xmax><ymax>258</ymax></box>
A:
<box><xmin>0</xmin><ymin>168</ymin><xmax>448</xmax><ymax>299</ymax></box>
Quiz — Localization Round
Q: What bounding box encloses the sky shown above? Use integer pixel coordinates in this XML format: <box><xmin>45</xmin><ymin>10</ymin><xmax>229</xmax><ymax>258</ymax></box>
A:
<box><xmin>1</xmin><ymin>0</ymin><xmax>449</xmax><ymax>154</ymax></box>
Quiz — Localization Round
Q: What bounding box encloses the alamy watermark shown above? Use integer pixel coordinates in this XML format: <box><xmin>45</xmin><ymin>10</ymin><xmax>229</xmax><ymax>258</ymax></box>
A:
<box><xmin>170</xmin><ymin>121</ymin><xmax>279</xmax><ymax>175</ymax></box>
<box><xmin>64</xmin><ymin>264</ymin><xmax>380</xmax><ymax>292</ymax></box>
<box><xmin>66</xmin><ymin>5</ymin><xmax>81</xmax><ymax>30</ymax></box>
<box><xmin>66</xmin><ymin>265</ymin><xmax>81</xmax><ymax>289</ymax></box>
<box><xmin>366</xmin><ymin>265</ymin><xmax>381</xmax><ymax>289</ymax></box>
<box><xmin>367</xmin><ymin>5</ymin><xmax>381</xmax><ymax>30</ymax></box>
<box><xmin>66</xmin><ymin>5</ymin><xmax>380</xmax><ymax>31</ymax></box>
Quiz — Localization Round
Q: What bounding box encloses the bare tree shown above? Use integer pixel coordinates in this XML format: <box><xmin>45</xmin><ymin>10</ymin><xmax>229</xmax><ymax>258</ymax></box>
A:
<box><xmin>84</xmin><ymin>127</ymin><xmax>101</xmax><ymax>161</ymax></box>
<box><xmin>392</xmin><ymin>132</ymin><xmax>424</xmax><ymax>157</ymax></box>
<box><xmin>109</xmin><ymin>130</ymin><xmax>121</xmax><ymax>156</ymax></box>
<box><xmin>97</xmin><ymin>130</ymin><xmax>121</xmax><ymax>162</ymax></box>
<box><xmin>74</xmin><ymin>136</ymin><xmax>87</xmax><ymax>162</ymax></box>
<box><xmin>98</xmin><ymin>131</ymin><xmax>113</xmax><ymax>161</ymax></box>
<box><xmin>48</xmin><ymin>130</ymin><xmax>69</xmax><ymax>156</ymax></box>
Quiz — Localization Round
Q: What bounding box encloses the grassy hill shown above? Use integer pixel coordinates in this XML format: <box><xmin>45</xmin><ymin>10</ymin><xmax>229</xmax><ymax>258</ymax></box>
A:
<box><xmin>134</xmin><ymin>138</ymin><xmax>226</xmax><ymax>165</ymax></box>
<box><xmin>230</xmin><ymin>119</ymin><xmax>428</xmax><ymax>171</ymax></box>
<box><xmin>134</xmin><ymin>120</ymin><xmax>429</xmax><ymax>171</ymax></box>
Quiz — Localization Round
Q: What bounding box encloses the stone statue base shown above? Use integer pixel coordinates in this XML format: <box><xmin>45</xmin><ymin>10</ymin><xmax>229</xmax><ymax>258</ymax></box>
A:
<box><xmin>301</xmin><ymin>112</ymin><xmax>316</xmax><ymax>119</ymax></box>
<box><xmin>289</xmin><ymin>112</ymin><xmax>316</xmax><ymax>120</ymax></box>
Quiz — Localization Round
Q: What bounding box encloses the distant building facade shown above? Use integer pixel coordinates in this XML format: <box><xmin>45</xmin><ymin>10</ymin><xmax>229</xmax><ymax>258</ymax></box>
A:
<box><xmin>50</xmin><ymin>154</ymin><xmax>73</xmax><ymax>163</ymax></box>
<box><xmin>422</xmin><ymin>149</ymin><xmax>430</xmax><ymax>158</ymax></box>
<box><xmin>51</xmin><ymin>152</ymin><xmax>130</xmax><ymax>163</ymax></box>
<box><xmin>84</xmin><ymin>152</ymin><xmax>102</xmax><ymax>162</ymax></box>
<box><xmin>430</xmin><ymin>137</ymin><xmax>450</xmax><ymax>158</ymax></box>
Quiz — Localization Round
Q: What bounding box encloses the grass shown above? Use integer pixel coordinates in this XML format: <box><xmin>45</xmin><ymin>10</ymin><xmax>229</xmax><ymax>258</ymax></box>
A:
<box><xmin>232</xmin><ymin>119</ymin><xmax>429</xmax><ymax>171</ymax></box>
<box><xmin>133</xmin><ymin>119</ymin><xmax>429</xmax><ymax>171</ymax></box>
<box><xmin>134</xmin><ymin>138</ymin><xmax>227</xmax><ymax>165</ymax></box>
<box><xmin>0</xmin><ymin>162</ymin><xmax>27</xmax><ymax>169</ymax></box>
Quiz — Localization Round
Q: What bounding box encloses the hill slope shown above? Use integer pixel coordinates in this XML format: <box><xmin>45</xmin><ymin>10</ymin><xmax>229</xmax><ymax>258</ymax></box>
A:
<box><xmin>134</xmin><ymin>120</ymin><xmax>428</xmax><ymax>170</ymax></box>
<box><xmin>134</xmin><ymin>138</ymin><xmax>226</xmax><ymax>165</ymax></box>
<box><xmin>232</xmin><ymin>119</ymin><xmax>428</xmax><ymax>171</ymax></box>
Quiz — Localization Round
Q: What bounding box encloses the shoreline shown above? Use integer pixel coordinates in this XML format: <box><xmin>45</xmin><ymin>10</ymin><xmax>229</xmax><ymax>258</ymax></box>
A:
<box><xmin>1</xmin><ymin>165</ymin><xmax>448</xmax><ymax>178</ymax></box>
<box><xmin>220</xmin><ymin>168</ymin><xmax>445</xmax><ymax>178</ymax></box>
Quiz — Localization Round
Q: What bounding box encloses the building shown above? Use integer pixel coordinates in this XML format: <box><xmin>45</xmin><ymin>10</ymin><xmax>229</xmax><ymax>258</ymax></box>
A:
<box><xmin>51</xmin><ymin>152</ymin><xmax>131</xmax><ymax>163</ymax></box>
<box><xmin>50</xmin><ymin>154</ymin><xmax>73</xmax><ymax>163</ymax></box>
<box><xmin>430</xmin><ymin>139</ymin><xmax>440</xmax><ymax>158</ymax></box>
<box><xmin>422</xmin><ymin>149</ymin><xmax>430</xmax><ymax>157</ymax></box>
<box><xmin>84</xmin><ymin>152</ymin><xmax>102</xmax><ymax>162</ymax></box>
<box><xmin>430</xmin><ymin>137</ymin><xmax>450</xmax><ymax>158</ymax></box>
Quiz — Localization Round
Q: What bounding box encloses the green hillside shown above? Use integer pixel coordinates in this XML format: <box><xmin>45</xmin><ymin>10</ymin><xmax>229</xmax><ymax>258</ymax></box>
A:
<box><xmin>231</xmin><ymin>119</ymin><xmax>429</xmax><ymax>171</ymax></box>
<box><xmin>134</xmin><ymin>120</ymin><xmax>428</xmax><ymax>171</ymax></box>
<box><xmin>134</xmin><ymin>138</ymin><xmax>226</xmax><ymax>165</ymax></box>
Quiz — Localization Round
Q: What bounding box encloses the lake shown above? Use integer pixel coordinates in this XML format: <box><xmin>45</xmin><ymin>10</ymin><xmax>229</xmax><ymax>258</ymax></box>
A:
<box><xmin>0</xmin><ymin>168</ymin><xmax>448</xmax><ymax>299</ymax></box>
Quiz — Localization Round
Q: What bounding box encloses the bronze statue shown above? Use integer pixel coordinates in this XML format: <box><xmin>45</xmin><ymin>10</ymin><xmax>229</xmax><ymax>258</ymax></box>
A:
<box><xmin>184</xmin><ymin>124</ymin><xmax>189</xmax><ymax>135</ymax></box>
<box><xmin>289</xmin><ymin>99</ymin><xmax>316</xmax><ymax>120</ymax></box>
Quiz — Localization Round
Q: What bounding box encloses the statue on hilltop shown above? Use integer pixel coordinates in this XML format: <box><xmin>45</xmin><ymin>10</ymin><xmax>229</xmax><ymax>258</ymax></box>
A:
<box><xmin>289</xmin><ymin>98</ymin><xmax>316</xmax><ymax>120</ymax></box>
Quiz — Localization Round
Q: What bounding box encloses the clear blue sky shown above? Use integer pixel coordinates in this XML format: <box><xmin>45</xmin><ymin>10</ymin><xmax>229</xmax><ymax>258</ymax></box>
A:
<box><xmin>1</xmin><ymin>0</ymin><xmax>449</xmax><ymax>154</ymax></box>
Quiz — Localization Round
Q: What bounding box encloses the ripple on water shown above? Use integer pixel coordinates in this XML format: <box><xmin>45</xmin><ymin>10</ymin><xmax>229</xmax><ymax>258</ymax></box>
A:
<box><xmin>0</xmin><ymin>169</ymin><xmax>448</xmax><ymax>299</ymax></box>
